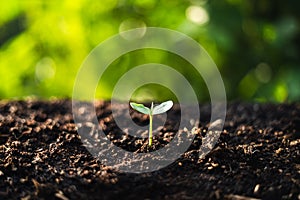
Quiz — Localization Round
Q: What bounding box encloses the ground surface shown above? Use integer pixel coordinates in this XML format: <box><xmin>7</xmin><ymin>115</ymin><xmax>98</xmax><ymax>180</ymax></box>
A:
<box><xmin>0</xmin><ymin>100</ymin><xmax>299</xmax><ymax>200</ymax></box>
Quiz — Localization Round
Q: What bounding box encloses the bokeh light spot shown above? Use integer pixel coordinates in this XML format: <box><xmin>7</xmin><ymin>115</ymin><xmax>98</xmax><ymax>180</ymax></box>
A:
<box><xmin>238</xmin><ymin>71</ymin><xmax>259</xmax><ymax>99</ymax></box>
<box><xmin>255</xmin><ymin>62</ymin><xmax>272</xmax><ymax>83</ymax></box>
<box><xmin>35</xmin><ymin>57</ymin><xmax>56</xmax><ymax>82</ymax></box>
<box><xmin>274</xmin><ymin>82</ymin><xmax>288</xmax><ymax>102</ymax></box>
<box><xmin>186</xmin><ymin>6</ymin><xmax>209</xmax><ymax>25</ymax></box>
<box><xmin>263</xmin><ymin>24</ymin><xmax>277</xmax><ymax>42</ymax></box>
<box><xmin>119</xmin><ymin>18</ymin><xmax>147</xmax><ymax>40</ymax></box>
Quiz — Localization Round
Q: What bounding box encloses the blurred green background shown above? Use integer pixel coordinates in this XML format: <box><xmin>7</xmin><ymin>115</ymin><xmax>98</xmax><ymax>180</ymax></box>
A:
<box><xmin>0</xmin><ymin>0</ymin><xmax>299</xmax><ymax>102</ymax></box>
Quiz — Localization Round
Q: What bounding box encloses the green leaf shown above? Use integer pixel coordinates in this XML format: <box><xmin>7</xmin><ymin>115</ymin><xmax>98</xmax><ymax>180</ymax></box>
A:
<box><xmin>130</xmin><ymin>102</ymin><xmax>150</xmax><ymax>115</ymax></box>
<box><xmin>152</xmin><ymin>100</ymin><xmax>173</xmax><ymax>115</ymax></box>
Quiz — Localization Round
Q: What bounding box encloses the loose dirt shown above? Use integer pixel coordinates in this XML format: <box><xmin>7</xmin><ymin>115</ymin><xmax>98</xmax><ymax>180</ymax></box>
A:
<box><xmin>0</xmin><ymin>100</ymin><xmax>299</xmax><ymax>199</ymax></box>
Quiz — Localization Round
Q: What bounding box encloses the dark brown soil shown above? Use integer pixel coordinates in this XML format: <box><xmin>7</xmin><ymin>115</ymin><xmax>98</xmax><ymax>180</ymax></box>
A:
<box><xmin>0</xmin><ymin>99</ymin><xmax>299</xmax><ymax>200</ymax></box>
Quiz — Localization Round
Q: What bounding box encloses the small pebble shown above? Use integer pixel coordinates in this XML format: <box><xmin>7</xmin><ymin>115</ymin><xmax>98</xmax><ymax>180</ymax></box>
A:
<box><xmin>254</xmin><ymin>184</ymin><xmax>260</xmax><ymax>194</ymax></box>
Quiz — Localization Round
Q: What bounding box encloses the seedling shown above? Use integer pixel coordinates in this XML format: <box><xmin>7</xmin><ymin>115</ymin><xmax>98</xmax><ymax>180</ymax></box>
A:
<box><xmin>130</xmin><ymin>100</ymin><xmax>173</xmax><ymax>146</ymax></box>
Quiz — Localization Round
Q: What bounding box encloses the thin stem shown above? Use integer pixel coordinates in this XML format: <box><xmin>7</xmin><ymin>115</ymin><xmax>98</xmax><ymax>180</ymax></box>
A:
<box><xmin>149</xmin><ymin>114</ymin><xmax>153</xmax><ymax>146</ymax></box>
<box><xmin>148</xmin><ymin>102</ymin><xmax>154</xmax><ymax>146</ymax></box>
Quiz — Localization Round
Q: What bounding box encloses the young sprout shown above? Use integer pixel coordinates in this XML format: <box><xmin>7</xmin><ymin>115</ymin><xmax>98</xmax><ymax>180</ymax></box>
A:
<box><xmin>130</xmin><ymin>100</ymin><xmax>173</xmax><ymax>146</ymax></box>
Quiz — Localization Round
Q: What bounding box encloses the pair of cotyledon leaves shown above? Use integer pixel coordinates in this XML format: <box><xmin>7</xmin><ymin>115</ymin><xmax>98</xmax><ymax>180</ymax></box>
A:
<box><xmin>130</xmin><ymin>100</ymin><xmax>173</xmax><ymax>115</ymax></box>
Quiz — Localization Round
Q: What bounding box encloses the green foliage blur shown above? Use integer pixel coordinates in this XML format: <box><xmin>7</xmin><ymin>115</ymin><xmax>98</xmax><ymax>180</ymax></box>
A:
<box><xmin>0</xmin><ymin>0</ymin><xmax>299</xmax><ymax>102</ymax></box>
